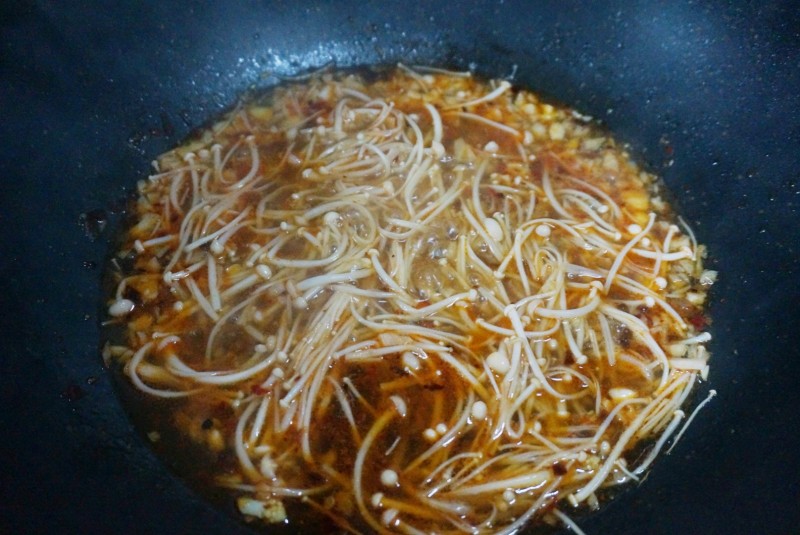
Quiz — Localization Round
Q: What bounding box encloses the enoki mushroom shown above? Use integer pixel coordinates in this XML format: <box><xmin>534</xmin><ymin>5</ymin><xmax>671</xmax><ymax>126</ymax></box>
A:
<box><xmin>105</xmin><ymin>66</ymin><xmax>716</xmax><ymax>534</ymax></box>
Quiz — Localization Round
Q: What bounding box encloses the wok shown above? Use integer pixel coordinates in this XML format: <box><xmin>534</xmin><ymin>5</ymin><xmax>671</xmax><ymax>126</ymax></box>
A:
<box><xmin>1</xmin><ymin>1</ymin><xmax>799</xmax><ymax>533</ymax></box>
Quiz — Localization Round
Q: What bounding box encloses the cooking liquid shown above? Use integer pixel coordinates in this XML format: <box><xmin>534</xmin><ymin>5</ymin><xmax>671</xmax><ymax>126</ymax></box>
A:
<box><xmin>103</xmin><ymin>67</ymin><xmax>713</xmax><ymax>534</ymax></box>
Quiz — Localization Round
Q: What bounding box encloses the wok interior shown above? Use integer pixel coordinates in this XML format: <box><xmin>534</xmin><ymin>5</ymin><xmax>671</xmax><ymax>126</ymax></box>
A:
<box><xmin>1</xmin><ymin>2</ymin><xmax>798</xmax><ymax>534</ymax></box>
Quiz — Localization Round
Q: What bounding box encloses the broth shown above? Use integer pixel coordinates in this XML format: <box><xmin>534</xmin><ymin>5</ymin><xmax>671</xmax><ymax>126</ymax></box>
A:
<box><xmin>103</xmin><ymin>66</ymin><xmax>715</xmax><ymax>534</ymax></box>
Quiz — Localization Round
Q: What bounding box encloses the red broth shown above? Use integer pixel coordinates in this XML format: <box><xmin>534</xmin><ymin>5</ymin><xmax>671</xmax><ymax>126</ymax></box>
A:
<box><xmin>104</xmin><ymin>67</ymin><xmax>714</xmax><ymax>534</ymax></box>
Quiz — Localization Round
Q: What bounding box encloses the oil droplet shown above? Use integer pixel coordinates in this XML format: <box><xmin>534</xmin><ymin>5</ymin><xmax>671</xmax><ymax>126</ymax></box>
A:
<box><xmin>79</xmin><ymin>209</ymin><xmax>107</xmax><ymax>241</ymax></box>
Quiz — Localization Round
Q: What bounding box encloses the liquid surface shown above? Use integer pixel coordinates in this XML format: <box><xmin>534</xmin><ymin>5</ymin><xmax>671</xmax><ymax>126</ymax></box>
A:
<box><xmin>104</xmin><ymin>66</ymin><xmax>715</xmax><ymax>534</ymax></box>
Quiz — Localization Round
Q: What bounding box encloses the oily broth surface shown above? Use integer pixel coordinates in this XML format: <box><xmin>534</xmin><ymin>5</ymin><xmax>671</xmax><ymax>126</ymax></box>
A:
<box><xmin>104</xmin><ymin>67</ymin><xmax>713</xmax><ymax>534</ymax></box>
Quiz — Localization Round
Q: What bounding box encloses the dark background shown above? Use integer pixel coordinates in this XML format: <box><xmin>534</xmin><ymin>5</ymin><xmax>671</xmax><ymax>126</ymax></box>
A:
<box><xmin>1</xmin><ymin>1</ymin><xmax>799</xmax><ymax>534</ymax></box>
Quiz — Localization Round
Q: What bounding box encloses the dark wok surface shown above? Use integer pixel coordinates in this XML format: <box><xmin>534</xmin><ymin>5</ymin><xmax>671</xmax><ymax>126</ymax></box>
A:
<box><xmin>2</xmin><ymin>1</ymin><xmax>799</xmax><ymax>533</ymax></box>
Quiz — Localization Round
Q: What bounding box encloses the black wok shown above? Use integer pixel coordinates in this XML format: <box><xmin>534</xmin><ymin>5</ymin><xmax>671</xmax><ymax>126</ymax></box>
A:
<box><xmin>1</xmin><ymin>1</ymin><xmax>799</xmax><ymax>533</ymax></box>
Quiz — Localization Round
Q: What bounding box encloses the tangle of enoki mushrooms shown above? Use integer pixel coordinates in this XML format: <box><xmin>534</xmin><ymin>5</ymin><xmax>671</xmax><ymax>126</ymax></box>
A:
<box><xmin>105</xmin><ymin>66</ymin><xmax>716</xmax><ymax>534</ymax></box>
